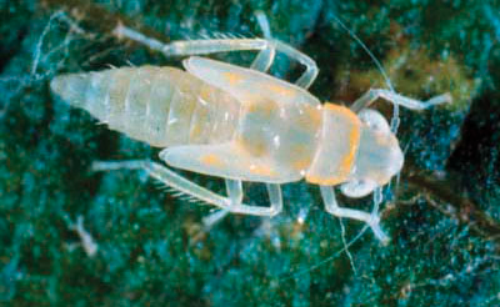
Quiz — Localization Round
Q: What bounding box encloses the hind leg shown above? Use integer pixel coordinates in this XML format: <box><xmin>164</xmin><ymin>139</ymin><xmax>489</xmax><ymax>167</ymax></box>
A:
<box><xmin>113</xmin><ymin>18</ymin><xmax>274</xmax><ymax>72</ymax></box>
<box><xmin>92</xmin><ymin>160</ymin><xmax>283</xmax><ymax>217</ymax></box>
<box><xmin>113</xmin><ymin>13</ymin><xmax>318</xmax><ymax>89</ymax></box>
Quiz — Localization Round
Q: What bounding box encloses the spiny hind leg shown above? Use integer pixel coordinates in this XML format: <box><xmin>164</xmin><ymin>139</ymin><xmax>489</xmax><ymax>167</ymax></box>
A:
<box><xmin>114</xmin><ymin>20</ymin><xmax>274</xmax><ymax>72</ymax></box>
<box><xmin>162</xmin><ymin>10</ymin><xmax>277</xmax><ymax>73</ymax></box>
<box><xmin>350</xmin><ymin>89</ymin><xmax>452</xmax><ymax>113</ymax></box>
<box><xmin>320</xmin><ymin>185</ymin><xmax>389</xmax><ymax>244</ymax></box>
<box><xmin>114</xmin><ymin>11</ymin><xmax>277</xmax><ymax>73</ymax></box>
<box><xmin>162</xmin><ymin>38</ymin><xmax>317</xmax><ymax>88</ymax></box>
<box><xmin>160</xmin><ymin>142</ymin><xmax>288</xmax><ymax>227</ymax></box>
<box><xmin>113</xmin><ymin>13</ymin><xmax>317</xmax><ymax>89</ymax></box>
<box><xmin>92</xmin><ymin>160</ymin><xmax>283</xmax><ymax>217</ymax></box>
<box><xmin>92</xmin><ymin>160</ymin><xmax>231</xmax><ymax>210</ymax></box>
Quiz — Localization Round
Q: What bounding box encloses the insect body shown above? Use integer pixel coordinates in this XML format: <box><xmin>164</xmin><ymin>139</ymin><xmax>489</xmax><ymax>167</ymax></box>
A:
<box><xmin>51</xmin><ymin>57</ymin><xmax>403</xmax><ymax>191</ymax></box>
<box><xmin>51</xmin><ymin>16</ymin><xmax>451</xmax><ymax>242</ymax></box>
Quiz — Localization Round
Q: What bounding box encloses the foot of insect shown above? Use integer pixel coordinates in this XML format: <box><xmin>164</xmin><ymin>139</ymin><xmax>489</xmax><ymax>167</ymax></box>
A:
<box><xmin>320</xmin><ymin>185</ymin><xmax>389</xmax><ymax>243</ymax></box>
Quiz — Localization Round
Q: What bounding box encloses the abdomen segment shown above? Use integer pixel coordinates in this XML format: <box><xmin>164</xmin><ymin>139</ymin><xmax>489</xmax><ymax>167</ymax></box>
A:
<box><xmin>50</xmin><ymin>66</ymin><xmax>240</xmax><ymax>147</ymax></box>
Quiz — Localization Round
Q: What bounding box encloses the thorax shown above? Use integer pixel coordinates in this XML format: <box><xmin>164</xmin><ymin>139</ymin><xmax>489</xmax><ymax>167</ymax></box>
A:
<box><xmin>235</xmin><ymin>97</ymin><xmax>323</xmax><ymax>177</ymax></box>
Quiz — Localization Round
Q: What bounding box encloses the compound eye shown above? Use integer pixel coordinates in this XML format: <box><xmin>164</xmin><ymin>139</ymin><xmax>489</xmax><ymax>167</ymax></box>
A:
<box><xmin>340</xmin><ymin>179</ymin><xmax>378</xmax><ymax>198</ymax></box>
<box><xmin>358</xmin><ymin>109</ymin><xmax>391</xmax><ymax>135</ymax></box>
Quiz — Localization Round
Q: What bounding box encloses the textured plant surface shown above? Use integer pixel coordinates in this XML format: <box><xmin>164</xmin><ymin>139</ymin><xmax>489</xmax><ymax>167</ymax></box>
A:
<box><xmin>1</xmin><ymin>0</ymin><xmax>499</xmax><ymax>306</ymax></box>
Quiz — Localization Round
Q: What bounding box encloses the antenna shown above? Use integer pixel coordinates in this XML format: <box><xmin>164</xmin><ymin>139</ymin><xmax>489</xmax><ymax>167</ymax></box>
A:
<box><xmin>329</xmin><ymin>13</ymin><xmax>401</xmax><ymax>133</ymax></box>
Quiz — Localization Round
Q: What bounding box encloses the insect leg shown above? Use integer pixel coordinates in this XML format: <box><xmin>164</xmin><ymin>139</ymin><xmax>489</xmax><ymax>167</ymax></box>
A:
<box><xmin>320</xmin><ymin>185</ymin><xmax>389</xmax><ymax>244</ymax></box>
<box><xmin>250</xmin><ymin>45</ymin><xmax>275</xmax><ymax>72</ymax></box>
<box><xmin>200</xmin><ymin>178</ymin><xmax>242</xmax><ymax>228</ymax></box>
<box><xmin>114</xmin><ymin>12</ymin><xmax>276</xmax><ymax>72</ymax></box>
<box><xmin>165</xmin><ymin>38</ymin><xmax>317</xmax><ymax>88</ymax></box>
<box><xmin>221</xmin><ymin>181</ymin><xmax>282</xmax><ymax>216</ymax></box>
<box><xmin>200</xmin><ymin>182</ymin><xmax>282</xmax><ymax>237</ymax></box>
<box><xmin>203</xmin><ymin>181</ymin><xmax>282</xmax><ymax>230</ymax></box>
<box><xmin>265</xmin><ymin>183</ymin><xmax>284</xmax><ymax>215</ymax></box>
<box><xmin>93</xmin><ymin>160</ymin><xmax>230</xmax><ymax>208</ymax></box>
<box><xmin>114</xmin><ymin>23</ymin><xmax>317</xmax><ymax>88</ymax></box>
<box><xmin>254</xmin><ymin>11</ymin><xmax>318</xmax><ymax>88</ymax></box>
<box><xmin>270</xmin><ymin>40</ymin><xmax>319</xmax><ymax>89</ymax></box>
<box><xmin>206</xmin><ymin>178</ymin><xmax>244</xmax><ymax>224</ymax></box>
<box><xmin>350</xmin><ymin>89</ymin><xmax>452</xmax><ymax>113</ymax></box>
<box><xmin>92</xmin><ymin>160</ymin><xmax>282</xmax><ymax>217</ymax></box>
<box><xmin>217</xmin><ymin>182</ymin><xmax>283</xmax><ymax>217</ymax></box>
<box><xmin>250</xmin><ymin>11</ymin><xmax>275</xmax><ymax>72</ymax></box>
<box><xmin>225</xmin><ymin>179</ymin><xmax>243</xmax><ymax>205</ymax></box>
<box><xmin>114</xmin><ymin>22</ymin><xmax>269</xmax><ymax>56</ymax></box>
<box><xmin>116</xmin><ymin>24</ymin><xmax>276</xmax><ymax>73</ymax></box>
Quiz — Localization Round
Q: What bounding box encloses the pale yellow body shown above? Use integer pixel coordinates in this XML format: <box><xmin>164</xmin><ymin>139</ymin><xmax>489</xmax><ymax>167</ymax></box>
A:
<box><xmin>49</xmin><ymin>9</ymin><xmax>453</xmax><ymax>243</ymax></box>
<box><xmin>51</xmin><ymin>56</ymin><xmax>403</xmax><ymax>188</ymax></box>
<box><xmin>51</xmin><ymin>26</ymin><xmax>450</xmax><ymax>244</ymax></box>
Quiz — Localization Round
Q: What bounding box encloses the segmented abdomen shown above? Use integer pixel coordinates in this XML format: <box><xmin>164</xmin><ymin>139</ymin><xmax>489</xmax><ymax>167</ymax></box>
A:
<box><xmin>50</xmin><ymin>66</ymin><xmax>241</xmax><ymax>147</ymax></box>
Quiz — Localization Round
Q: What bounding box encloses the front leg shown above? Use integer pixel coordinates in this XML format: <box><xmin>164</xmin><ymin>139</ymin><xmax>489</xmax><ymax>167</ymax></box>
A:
<box><xmin>350</xmin><ymin>88</ymin><xmax>452</xmax><ymax>113</ymax></box>
<box><xmin>320</xmin><ymin>185</ymin><xmax>389</xmax><ymax>244</ymax></box>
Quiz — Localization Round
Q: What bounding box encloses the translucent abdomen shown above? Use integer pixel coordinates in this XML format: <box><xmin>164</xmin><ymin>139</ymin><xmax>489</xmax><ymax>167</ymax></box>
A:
<box><xmin>50</xmin><ymin>66</ymin><xmax>241</xmax><ymax>147</ymax></box>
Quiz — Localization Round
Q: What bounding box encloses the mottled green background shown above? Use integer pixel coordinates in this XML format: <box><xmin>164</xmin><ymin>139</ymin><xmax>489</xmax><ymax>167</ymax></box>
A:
<box><xmin>1</xmin><ymin>0</ymin><xmax>499</xmax><ymax>306</ymax></box>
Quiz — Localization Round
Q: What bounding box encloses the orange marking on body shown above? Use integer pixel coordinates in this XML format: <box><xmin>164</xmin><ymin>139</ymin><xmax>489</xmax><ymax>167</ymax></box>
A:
<box><xmin>201</xmin><ymin>154</ymin><xmax>224</xmax><ymax>167</ymax></box>
<box><xmin>304</xmin><ymin>103</ymin><xmax>361</xmax><ymax>186</ymax></box>
<box><xmin>338</xmin><ymin>122</ymin><xmax>361</xmax><ymax>176</ymax></box>
<box><xmin>236</xmin><ymin>134</ymin><xmax>269</xmax><ymax>157</ymax></box>
<box><xmin>292</xmin><ymin>158</ymin><xmax>311</xmax><ymax>171</ymax></box>
<box><xmin>294</xmin><ymin>105</ymin><xmax>322</xmax><ymax>133</ymax></box>
<box><xmin>290</xmin><ymin>144</ymin><xmax>313</xmax><ymax>171</ymax></box>
<box><xmin>305</xmin><ymin>175</ymin><xmax>345</xmax><ymax>186</ymax></box>
<box><xmin>244</xmin><ymin>99</ymin><xmax>277</xmax><ymax>118</ymax></box>
<box><xmin>223</xmin><ymin>72</ymin><xmax>244</xmax><ymax>86</ymax></box>
<box><xmin>324</xmin><ymin>103</ymin><xmax>359</xmax><ymax>122</ymax></box>
<box><xmin>249</xmin><ymin>164</ymin><xmax>277</xmax><ymax>177</ymax></box>
<box><xmin>266</xmin><ymin>83</ymin><xmax>296</xmax><ymax>97</ymax></box>
<box><xmin>304</xmin><ymin>105</ymin><xmax>322</xmax><ymax>126</ymax></box>
<box><xmin>324</xmin><ymin>104</ymin><xmax>361</xmax><ymax>178</ymax></box>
